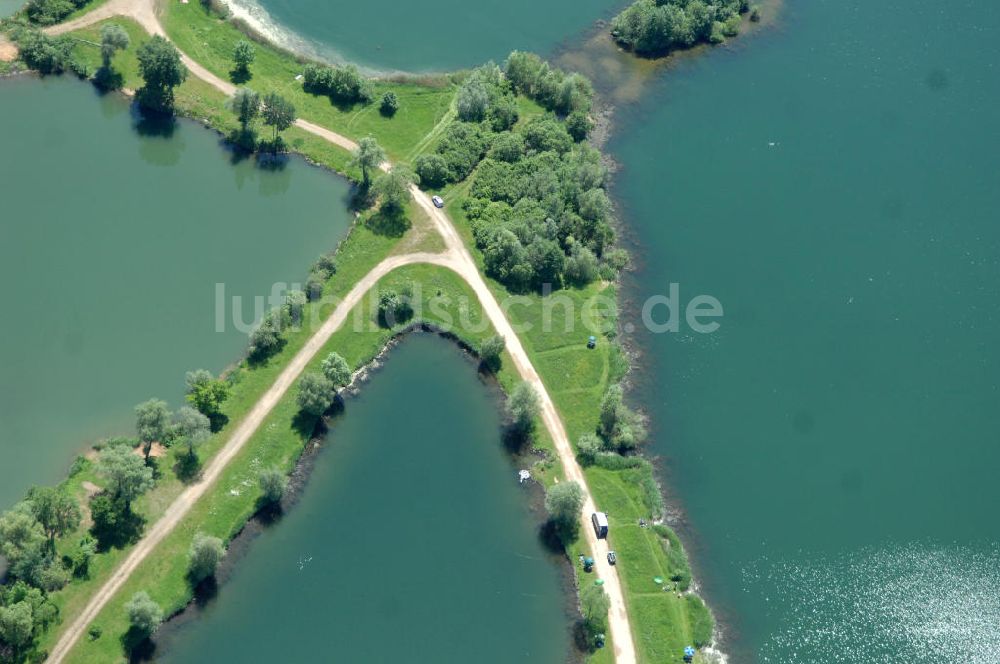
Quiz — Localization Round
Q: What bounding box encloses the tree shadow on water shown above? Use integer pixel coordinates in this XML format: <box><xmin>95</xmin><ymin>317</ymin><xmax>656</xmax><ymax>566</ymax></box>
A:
<box><xmin>191</xmin><ymin>575</ymin><xmax>218</xmax><ymax>608</ymax></box>
<box><xmin>131</xmin><ymin>104</ymin><xmax>184</xmax><ymax>167</ymax></box>
<box><xmin>93</xmin><ymin>67</ymin><xmax>124</xmax><ymax>93</ymax></box>
<box><xmin>121</xmin><ymin>628</ymin><xmax>156</xmax><ymax>663</ymax></box>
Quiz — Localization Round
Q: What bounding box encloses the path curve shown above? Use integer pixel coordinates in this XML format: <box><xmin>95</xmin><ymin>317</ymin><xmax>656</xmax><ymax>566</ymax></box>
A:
<box><xmin>45</xmin><ymin>3</ymin><xmax>638</xmax><ymax>662</ymax></box>
<box><xmin>45</xmin><ymin>251</ymin><xmax>455</xmax><ymax>663</ymax></box>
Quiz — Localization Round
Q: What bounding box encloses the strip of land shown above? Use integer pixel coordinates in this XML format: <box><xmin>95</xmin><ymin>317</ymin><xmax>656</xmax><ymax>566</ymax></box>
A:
<box><xmin>42</xmin><ymin>1</ymin><xmax>639</xmax><ymax>662</ymax></box>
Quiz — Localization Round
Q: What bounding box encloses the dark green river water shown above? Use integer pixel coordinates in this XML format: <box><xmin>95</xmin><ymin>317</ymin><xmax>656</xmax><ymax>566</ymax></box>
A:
<box><xmin>157</xmin><ymin>333</ymin><xmax>570</xmax><ymax>663</ymax></box>
<box><xmin>611</xmin><ymin>0</ymin><xmax>1000</xmax><ymax>661</ymax></box>
<box><xmin>0</xmin><ymin>77</ymin><xmax>353</xmax><ymax>508</ymax></box>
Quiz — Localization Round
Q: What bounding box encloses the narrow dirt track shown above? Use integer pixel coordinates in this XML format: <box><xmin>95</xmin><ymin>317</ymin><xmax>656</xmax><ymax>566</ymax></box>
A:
<box><xmin>44</xmin><ymin>4</ymin><xmax>638</xmax><ymax>662</ymax></box>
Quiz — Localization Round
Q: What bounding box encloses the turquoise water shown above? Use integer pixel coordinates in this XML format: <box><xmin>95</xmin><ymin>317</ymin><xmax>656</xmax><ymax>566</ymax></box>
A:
<box><xmin>0</xmin><ymin>0</ymin><xmax>20</xmax><ymax>18</ymax></box>
<box><xmin>158</xmin><ymin>333</ymin><xmax>571</xmax><ymax>663</ymax></box>
<box><xmin>234</xmin><ymin>0</ymin><xmax>622</xmax><ymax>71</ymax></box>
<box><xmin>611</xmin><ymin>0</ymin><xmax>1000</xmax><ymax>660</ymax></box>
<box><xmin>0</xmin><ymin>77</ymin><xmax>353</xmax><ymax>508</ymax></box>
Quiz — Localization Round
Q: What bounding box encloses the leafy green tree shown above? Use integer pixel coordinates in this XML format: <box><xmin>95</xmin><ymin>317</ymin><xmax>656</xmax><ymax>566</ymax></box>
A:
<box><xmin>507</xmin><ymin>382</ymin><xmax>540</xmax><ymax>436</ymax></box>
<box><xmin>598</xmin><ymin>384</ymin><xmax>648</xmax><ymax>451</ymax></box>
<box><xmin>0</xmin><ymin>601</ymin><xmax>34</xmax><ymax>656</ymax></box>
<box><xmin>173</xmin><ymin>406</ymin><xmax>210</xmax><ymax>458</ymax></box>
<box><xmin>262</xmin><ymin>92</ymin><xmax>296</xmax><ymax>146</ymax></box>
<box><xmin>70</xmin><ymin>535</ymin><xmax>97</xmax><ymax>578</ymax></box>
<box><xmin>544</xmin><ymin>480</ymin><xmax>583</xmax><ymax>541</ymax></box>
<box><xmin>136</xmin><ymin>35</ymin><xmax>188</xmax><ymax>112</ymax></box>
<box><xmin>504</xmin><ymin>51</ymin><xmax>545</xmax><ymax>94</ymax></box>
<box><xmin>488</xmin><ymin>132</ymin><xmax>525</xmax><ymax>163</ymax></box>
<box><xmin>285</xmin><ymin>289</ymin><xmax>307</xmax><ymax>326</ymax></box>
<box><xmin>25</xmin><ymin>486</ymin><xmax>81</xmax><ymax>550</ymax></box>
<box><xmin>135</xmin><ymin>398</ymin><xmax>170</xmax><ymax>461</ymax></box>
<box><xmin>296</xmin><ymin>372</ymin><xmax>334</xmax><ymax>417</ymax></box>
<box><xmin>230</xmin><ymin>87</ymin><xmax>261</xmax><ymax>135</ymax></box>
<box><xmin>351</xmin><ymin>136</ymin><xmax>386</xmax><ymax>188</ymax></box>
<box><xmin>563</xmin><ymin>240</ymin><xmax>600</xmax><ymax>287</ymax></box>
<box><xmin>372</xmin><ymin>165</ymin><xmax>417</xmax><ymax>215</ymax></box>
<box><xmin>376</xmin><ymin>288</ymin><xmax>413</xmax><ymax>327</ymax></box>
<box><xmin>0</xmin><ymin>506</ymin><xmax>47</xmax><ymax>584</ymax></box>
<box><xmin>566</xmin><ymin>110</ymin><xmax>592</xmax><ymax>142</ymax></box>
<box><xmin>125</xmin><ymin>591</ymin><xmax>163</xmax><ymax>638</ymax></box>
<box><xmin>576</xmin><ymin>432</ymin><xmax>602</xmax><ymax>466</ymax></box>
<box><xmin>413</xmin><ymin>153</ymin><xmax>449</xmax><ymax>188</ymax></box>
<box><xmin>188</xmin><ymin>532</ymin><xmax>225</xmax><ymax>583</ymax></box>
<box><xmin>248</xmin><ymin>309</ymin><xmax>287</xmax><ymax>360</ymax></box>
<box><xmin>185</xmin><ymin>369</ymin><xmax>230</xmax><ymax>422</ymax></box>
<box><xmin>486</xmin><ymin>96</ymin><xmax>518</xmax><ymax>133</ymax></box>
<box><xmin>96</xmin><ymin>446</ymin><xmax>154</xmax><ymax>507</ymax></box>
<box><xmin>479</xmin><ymin>335</ymin><xmax>505</xmax><ymax>373</ymax></box>
<box><xmin>99</xmin><ymin>23</ymin><xmax>129</xmax><ymax>70</ymax></box>
<box><xmin>321</xmin><ymin>352</ymin><xmax>351</xmax><ymax>388</ymax></box>
<box><xmin>232</xmin><ymin>39</ymin><xmax>255</xmax><ymax>79</ymax></box>
<box><xmin>580</xmin><ymin>583</ymin><xmax>611</xmax><ymax>638</ymax></box>
<box><xmin>456</xmin><ymin>78</ymin><xmax>489</xmax><ymax>122</ymax></box>
<box><xmin>380</xmin><ymin>91</ymin><xmax>399</xmax><ymax>116</ymax></box>
<box><xmin>258</xmin><ymin>468</ymin><xmax>288</xmax><ymax>505</ymax></box>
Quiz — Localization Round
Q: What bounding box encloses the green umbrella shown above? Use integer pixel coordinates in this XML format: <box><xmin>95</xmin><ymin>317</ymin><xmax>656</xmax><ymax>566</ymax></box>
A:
<box><xmin>653</xmin><ymin>576</ymin><xmax>664</xmax><ymax>585</ymax></box>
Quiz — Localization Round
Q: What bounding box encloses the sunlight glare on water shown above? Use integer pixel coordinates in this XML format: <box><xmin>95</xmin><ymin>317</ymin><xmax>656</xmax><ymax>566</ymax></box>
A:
<box><xmin>746</xmin><ymin>544</ymin><xmax>1000</xmax><ymax>663</ymax></box>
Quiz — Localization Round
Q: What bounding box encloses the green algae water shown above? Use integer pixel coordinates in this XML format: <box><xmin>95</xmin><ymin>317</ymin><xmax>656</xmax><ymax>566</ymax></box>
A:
<box><xmin>157</xmin><ymin>333</ymin><xmax>570</xmax><ymax>663</ymax></box>
<box><xmin>610</xmin><ymin>0</ymin><xmax>1000</xmax><ymax>661</ymax></box>
<box><xmin>0</xmin><ymin>77</ymin><xmax>352</xmax><ymax>508</ymax></box>
<box><xmin>227</xmin><ymin>0</ymin><xmax>619</xmax><ymax>71</ymax></box>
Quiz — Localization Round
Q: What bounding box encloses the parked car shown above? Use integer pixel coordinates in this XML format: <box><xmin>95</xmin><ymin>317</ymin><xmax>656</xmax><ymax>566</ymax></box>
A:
<box><xmin>607</xmin><ymin>551</ymin><xmax>617</xmax><ymax>565</ymax></box>
<box><xmin>431</xmin><ymin>195</ymin><xmax>444</xmax><ymax>208</ymax></box>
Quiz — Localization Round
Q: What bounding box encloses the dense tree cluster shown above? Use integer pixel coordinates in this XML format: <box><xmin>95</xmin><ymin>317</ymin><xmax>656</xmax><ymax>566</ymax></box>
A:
<box><xmin>306</xmin><ymin>252</ymin><xmax>337</xmax><ymax>301</ymax></box>
<box><xmin>302</xmin><ymin>63</ymin><xmax>374</xmax><ymax>105</ymax></box>
<box><xmin>0</xmin><ymin>581</ymin><xmax>58</xmax><ymax>661</ymax></box>
<box><xmin>598</xmin><ymin>384</ymin><xmax>648</xmax><ymax>452</ymax></box>
<box><xmin>24</xmin><ymin>0</ymin><xmax>90</xmax><ymax>26</ymax></box>
<box><xmin>420</xmin><ymin>55</ymin><xmax>624</xmax><ymax>292</ymax></box>
<box><xmin>610</xmin><ymin>0</ymin><xmax>748</xmax><ymax>55</ymax></box>
<box><xmin>503</xmin><ymin>51</ymin><xmax>594</xmax><ymax>116</ymax></box>
<box><xmin>9</xmin><ymin>27</ymin><xmax>80</xmax><ymax>75</ymax></box>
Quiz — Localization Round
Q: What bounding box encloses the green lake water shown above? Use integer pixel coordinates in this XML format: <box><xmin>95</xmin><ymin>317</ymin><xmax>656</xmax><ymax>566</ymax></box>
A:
<box><xmin>610</xmin><ymin>0</ymin><xmax>1000</xmax><ymax>661</ymax></box>
<box><xmin>230</xmin><ymin>0</ymin><xmax>622</xmax><ymax>71</ymax></box>
<box><xmin>0</xmin><ymin>77</ymin><xmax>353</xmax><ymax>508</ymax></box>
<box><xmin>0</xmin><ymin>0</ymin><xmax>20</xmax><ymax>19</ymax></box>
<box><xmin>157</xmin><ymin>333</ymin><xmax>570</xmax><ymax>663</ymax></box>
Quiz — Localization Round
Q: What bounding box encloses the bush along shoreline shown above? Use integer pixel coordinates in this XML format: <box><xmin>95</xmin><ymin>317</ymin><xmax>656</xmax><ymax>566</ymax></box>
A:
<box><xmin>0</xmin><ymin>3</ymin><xmax>721</xmax><ymax>659</ymax></box>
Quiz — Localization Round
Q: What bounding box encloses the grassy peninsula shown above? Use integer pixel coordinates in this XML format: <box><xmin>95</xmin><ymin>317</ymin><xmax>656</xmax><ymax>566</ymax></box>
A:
<box><xmin>0</xmin><ymin>3</ymin><xmax>717</xmax><ymax>662</ymax></box>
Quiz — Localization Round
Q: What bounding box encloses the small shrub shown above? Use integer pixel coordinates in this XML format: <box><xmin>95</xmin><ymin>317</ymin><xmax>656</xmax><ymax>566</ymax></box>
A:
<box><xmin>380</xmin><ymin>91</ymin><xmax>399</xmax><ymax>116</ymax></box>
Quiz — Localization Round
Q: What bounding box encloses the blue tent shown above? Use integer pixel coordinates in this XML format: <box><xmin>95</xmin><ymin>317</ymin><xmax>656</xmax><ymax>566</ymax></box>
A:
<box><xmin>684</xmin><ymin>646</ymin><xmax>696</xmax><ymax>657</ymax></box>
